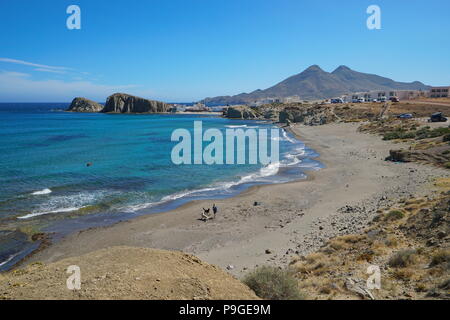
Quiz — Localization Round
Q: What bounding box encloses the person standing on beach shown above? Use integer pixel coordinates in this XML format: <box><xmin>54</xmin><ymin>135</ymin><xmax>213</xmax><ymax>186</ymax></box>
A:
<box><xmin>212</xmin><ymin>204</ymin><xmax>218</xmax><ymax>219</ymax></box>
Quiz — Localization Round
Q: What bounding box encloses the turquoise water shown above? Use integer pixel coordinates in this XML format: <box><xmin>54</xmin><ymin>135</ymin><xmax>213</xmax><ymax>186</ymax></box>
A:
<box><xmin>0</xmin><ymin>103</ymin><xmax>322</xmax><ymax>270</ymax></box>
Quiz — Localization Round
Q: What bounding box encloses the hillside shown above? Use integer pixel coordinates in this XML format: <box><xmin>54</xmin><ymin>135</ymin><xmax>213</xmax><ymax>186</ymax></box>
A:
<box><xmin>0</xmin><ymin>247</ymin><xmax>258</xmax><ymax>300</ymax></box>
<box><xmin>202</xmin><ymin>65</ymin><xmax>429</xmax><ymax>105</ymax></box>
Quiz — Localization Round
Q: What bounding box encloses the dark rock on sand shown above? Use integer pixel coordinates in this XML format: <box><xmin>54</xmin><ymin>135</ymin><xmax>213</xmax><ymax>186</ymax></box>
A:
<box><xmin>67</xmin><ymin>97</ymin><xmax>104</xmax><ymax>113</ymax></box>
<box><xmin>102</xmin><ymin>93</ymin><xmax>170</xmax><ymax>113</ymax></box>
<box><xmin>0</xmin><ymin>230</ymin><xmax>39</xmax><ymax>272</ymax></box>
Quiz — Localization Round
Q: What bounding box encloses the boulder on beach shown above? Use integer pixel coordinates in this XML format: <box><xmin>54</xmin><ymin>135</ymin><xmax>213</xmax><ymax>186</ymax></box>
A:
<box><xmin>67</xmin><ymin>97</ymin><xmax>104</xmax><ymax>113</ymax></box>
<box><xmin>102</xmin><ymin>93</ymin><xmax>170</xmax><ymax>113</ymax></box>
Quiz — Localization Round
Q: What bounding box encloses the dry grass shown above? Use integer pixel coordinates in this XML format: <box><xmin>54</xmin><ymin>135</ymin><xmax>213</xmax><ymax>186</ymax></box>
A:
<box><xmin>384</xmin><ymin>235</ymin><xmax>399</xmax><ymax>248</ymax></box>
<box><xmin>434</xmin><ymin>178</ymin><xmax>450</xmax><ymax>190</ymax></box>
<box><xmin>430</xmin><ymin>250</ymin><xmax>450</xmax><ymax>268</ymax></box>
<box><xmin>290</xmin><ymin>190</ymin><xmax>449</xmax><ymax>300</ymax></box>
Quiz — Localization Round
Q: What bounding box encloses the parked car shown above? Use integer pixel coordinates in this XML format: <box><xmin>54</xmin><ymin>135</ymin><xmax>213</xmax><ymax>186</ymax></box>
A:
<box><xmin>378</xmin><ymin>97</ymin><xmax>387</xmax><ymax>103</ymax></box>
<box><xmin>356</xmin><ymin>98</ymin><xmax>365</xmax><ymax>103</ymax></box>
<box><xmin>429</xmin><ymin>112</ymin><xmax>448</xmax><ymax>122</ymax></box>
<box><xmin>390</xmin><ymin>97</ymin><xmax>400</xmax><ymax>103</ymax></box>
<box><xmin>397</xmin><ymin>113</ymin><xmax>413</xmax><ymax>119</ymax></box>
<box><xmin>331</xmin><ymin>98</ymin><xmax>344</xmax><ymax>104</ymax></box>
<box><xmin>372</xmin><ymin>99</ymin><xmax>378</xmax><ymax>102</ymax></box>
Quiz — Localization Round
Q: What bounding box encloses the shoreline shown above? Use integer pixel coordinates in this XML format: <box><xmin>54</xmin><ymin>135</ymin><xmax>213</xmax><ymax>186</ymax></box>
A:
<box><xmin>2</xmin><ymin>118</ymin><xmax>314</xmax><ymax>271</ymax></box>
<box><xmin>20</xmin><ymin>122</ymin><xmax>450</xmax><ymax>277</ymax></box>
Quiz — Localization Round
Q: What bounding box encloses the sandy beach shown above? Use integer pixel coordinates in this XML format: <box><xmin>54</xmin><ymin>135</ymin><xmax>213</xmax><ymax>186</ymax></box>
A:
<box><xmin>26</xmin><ymin>122</ymin><xmax>449</xmax><ymax>276</ymax></box>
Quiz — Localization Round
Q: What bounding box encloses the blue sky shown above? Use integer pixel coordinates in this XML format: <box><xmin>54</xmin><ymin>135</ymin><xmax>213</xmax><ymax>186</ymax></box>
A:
<box><xmin>0</xmin><ymin>0</ymin><xmax>449</xmax><ymax>102</ymax></box>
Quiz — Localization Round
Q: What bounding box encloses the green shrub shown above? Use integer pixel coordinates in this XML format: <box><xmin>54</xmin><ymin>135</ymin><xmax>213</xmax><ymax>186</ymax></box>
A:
<box><xmin>443</xmin><ymin>134</ymin><xmax>450</xmax><ymax>142</ymax></box>
<box><xmin>415</xmin><ymin>127</ymin><xmax>450</xmax><ymax>140</ymax></box>
<box><xmin>430</xmin><ymin>250</ymin><xmax>450</xmax><ymax>267</ymax></box>
<box><xmin>383</xmin><ymin>129</ymin><xmax>417</xmax><ymax>140</ymax></box>
<box><xmin>431</xmin><ymin>211</ymin><xmax>445</xmax><ymax>226</ymax></box>
<box><xmin>416</xmin><ymin>127</ymin><xmax>429</xmax><ymax>134</ymax></box>
<box><xmin>243</xmin><ymin>266</ymin><xmax>304</xmax><ymax>300</ymax></box>
<box><xmin>444</xmin><ymin>162</ymin><xmax>450</xmax><ymax>169</ymax></box>
<box><xmin>383</xmin><ymin>132</ymin><xmax>401</xmax><ymax>140</ymax></box>
<box><xmin>404</xmin><ymin>132</ymin><xmax>416</xmax><ymax>139</ymax></box>
<box><xmin>385</xmin><ymin>210</ymin><xmax>405</xmax><ymax>221</ymax></box>
<box><xmin>439</xmin><ymin>278</ymin><xmax>450</xmax><ymax>290</ymax></box>
<box><xmin>388</xmin><ymin>249</ymin><xmax>418</xmax><ymax>268</ymax></box>
<box><xmin>429</xmin><ymin>127</ymin><xmax>450</xmax><ymax>138</ymax></box>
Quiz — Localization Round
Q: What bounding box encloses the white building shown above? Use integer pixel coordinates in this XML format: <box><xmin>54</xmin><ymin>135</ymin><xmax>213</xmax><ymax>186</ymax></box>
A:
<box><xmin>283</xmin><ymin>95</ymin><xmax>302</xmax><ymax>103</ymax></box>
<box><xmin>430</xmin><ymin>86</ymin><xmax>450</xmax><ymax>98</ymax></box>
<box><xmin>340</xmin><ymin>90</ymin><xmax>427</xmax><ymax>102</ymax></box>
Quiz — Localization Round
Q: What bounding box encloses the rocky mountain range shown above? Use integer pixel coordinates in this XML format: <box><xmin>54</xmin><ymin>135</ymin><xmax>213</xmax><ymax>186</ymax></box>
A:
<box><xmin>202</xmin><ymin>65</ymin><xmax>430</xmax><ymax>105</ymax></box>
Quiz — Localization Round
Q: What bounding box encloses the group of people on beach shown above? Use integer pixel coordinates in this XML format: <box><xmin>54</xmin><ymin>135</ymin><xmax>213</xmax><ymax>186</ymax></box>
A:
<box><xmin>201</xmin><ymin>204</ymin><xmax>218</xmax><ymax>222</ymax></box>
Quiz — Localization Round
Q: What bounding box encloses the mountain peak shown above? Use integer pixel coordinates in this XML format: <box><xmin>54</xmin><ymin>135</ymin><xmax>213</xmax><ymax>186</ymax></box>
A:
<box><xmin>333</xmin><ymin>65</ymin><xmax>352</xmax><ymax>73</ymax></box>
<box><xmin>304</xmin><ymin>65</ymin><xmax>324</xmax><ymax>72</ymax></box>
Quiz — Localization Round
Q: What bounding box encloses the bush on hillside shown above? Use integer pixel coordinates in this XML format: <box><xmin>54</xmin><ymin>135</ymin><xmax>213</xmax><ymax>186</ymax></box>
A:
<box><xmin>385</xmin><ymin>210</ymin><xmax>405</xmax><ymax>221</ymax></box>
<box><xmin>243</xmin><ymin>266</ymin><xmax>304</xmax><ymax>300</ymax></box>
<box><xmin>388</xmin><ymin>249</ymin><xmax>418</xmax><ymax>268</ymax></box>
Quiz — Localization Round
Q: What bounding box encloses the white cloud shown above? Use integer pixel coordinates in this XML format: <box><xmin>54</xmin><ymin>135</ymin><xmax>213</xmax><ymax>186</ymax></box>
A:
<box><xmin>0</xmin><ymin>71</ymin><xmax>154</xmax><ymax>102</ymax></box>
<box><xmin>0</xmin><ymin>58</ymin><xmax>160</xmax><ymax>102</ymax></box>
<box><xmin>33</xmin><ymin>68</ymin><xmax>67</xmax><ymax>74</ymax></box>
<box><xmin>0</xmin><ymin>57</ymin><xmax>70</xmax><ymax>72</ymax></box>
<box><xmin>0</xmin><ymin>71</ymin><xmax>30</xmax><ymax>78</ymax></box>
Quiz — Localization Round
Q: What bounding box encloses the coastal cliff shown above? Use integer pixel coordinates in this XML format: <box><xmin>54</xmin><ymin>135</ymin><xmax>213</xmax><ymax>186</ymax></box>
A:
<box><xmin>279</xmin><ymin>105</ymin><xmax>338</xmax><ymax>126</ymax></box>
<box><xmin>224</xmin><ymin>106</ymin><xmax>260</xmax><ymax>119</ymax></box>
<box><xmin>67</xmin><ymin>97</ymin><xmax>104</xmax><ymax>113</ymax></box>
<box><xmin>102</xmin><ymin>93</ymin><xmax>170</xmax><ymax>113</ymax></box>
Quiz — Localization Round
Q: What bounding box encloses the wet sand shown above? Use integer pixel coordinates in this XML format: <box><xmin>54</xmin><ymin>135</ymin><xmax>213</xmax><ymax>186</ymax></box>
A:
<box><xmin>27</xmin><ymin>122</ymin><xmax>449</xmax><ymax>276</ymax></box>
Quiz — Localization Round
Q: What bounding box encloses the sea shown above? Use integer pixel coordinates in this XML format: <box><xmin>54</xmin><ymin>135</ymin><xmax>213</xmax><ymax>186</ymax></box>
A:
<box><xmin>0</xmin><ymin>103</ymin><xmax>323</xmax><ymax>271</ymax></box>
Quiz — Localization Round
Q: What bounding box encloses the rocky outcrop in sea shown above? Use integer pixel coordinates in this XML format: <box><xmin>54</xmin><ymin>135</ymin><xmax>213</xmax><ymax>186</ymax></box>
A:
<box><xmin>67</xmin><ymin>97</ymin><xmax>104</xmax><ymax>113</ymax></box>
<box><xmin>102</xmin><ymin>93</ymin><xmax>170</xmax><ymax>113</ymax></box>
<box><xmin>67</xmin><ymin>94</ymin><xmax>171</xmax><ymax>114</ymax></box>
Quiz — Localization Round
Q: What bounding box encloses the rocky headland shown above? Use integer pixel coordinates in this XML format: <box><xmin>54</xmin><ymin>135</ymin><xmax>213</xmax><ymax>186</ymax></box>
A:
<box><xmin>224</xmin><ymin>103</ymin><xmax>339</xmax><ymax>125</ymax></box>
<box><xmin>66</xmin><ymin>93</ymin><xmax>171</xmax><ymax>114</ymax></box>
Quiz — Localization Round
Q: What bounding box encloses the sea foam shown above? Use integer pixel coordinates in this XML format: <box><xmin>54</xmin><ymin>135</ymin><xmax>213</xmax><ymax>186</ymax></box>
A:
<box><xmin>31</xmin><ymin>188</ymin><xmax>52</xmax><ymax>195</ymax></box>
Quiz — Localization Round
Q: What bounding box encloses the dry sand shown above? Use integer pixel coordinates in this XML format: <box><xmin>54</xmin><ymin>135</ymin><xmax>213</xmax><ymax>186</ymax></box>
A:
<box><xmin>26</xmin><ymin>122</ymin><xmax>449</xmax><ymax>277</ymax></box>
